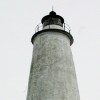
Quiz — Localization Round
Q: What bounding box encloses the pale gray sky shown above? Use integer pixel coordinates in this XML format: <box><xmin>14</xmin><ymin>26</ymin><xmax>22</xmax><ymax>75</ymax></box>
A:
<box><xmin>0</xmin><ymin>0</ymin><xmax>100</xmax><ymax>100</ymax></box>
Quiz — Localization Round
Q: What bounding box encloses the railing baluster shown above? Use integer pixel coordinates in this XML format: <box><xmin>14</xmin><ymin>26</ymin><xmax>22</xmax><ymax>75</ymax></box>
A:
<box><xmin>35</xmin><ymin>23</ymin><xmax>71</xmax><ymax>33</ymax></box>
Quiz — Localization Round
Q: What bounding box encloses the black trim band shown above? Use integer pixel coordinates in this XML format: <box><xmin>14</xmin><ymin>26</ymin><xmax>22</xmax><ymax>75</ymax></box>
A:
<box><xmin>31</xmin><ymin>29</ymin><xmax>74</xmax><ymax>45</ymax></box>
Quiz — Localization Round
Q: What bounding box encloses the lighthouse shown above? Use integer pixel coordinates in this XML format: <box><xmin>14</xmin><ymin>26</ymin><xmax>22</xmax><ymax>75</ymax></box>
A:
<box><xmin>27</xmin><ymin>11</ymin><xmax>80</xmax><ymax>100</ymax></box>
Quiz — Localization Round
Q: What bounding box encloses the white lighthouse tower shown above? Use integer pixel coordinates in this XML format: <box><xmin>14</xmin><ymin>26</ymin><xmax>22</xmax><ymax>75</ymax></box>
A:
<box><xmin>27</xmin><ymin>11</ymin><xmax>80</xmax><ymax>100</ymax></box>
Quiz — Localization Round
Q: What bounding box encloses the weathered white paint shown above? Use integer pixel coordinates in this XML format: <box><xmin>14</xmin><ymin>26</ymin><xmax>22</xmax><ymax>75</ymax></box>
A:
<box><xmin>43</xmin><ymin>25</ymin><xmax>64</xmax><ymax>30</ymax></box>
<box><xmin>27</xmin><ymin>30</ymin><xmax>80</xmax><ymax>100</ymax></box>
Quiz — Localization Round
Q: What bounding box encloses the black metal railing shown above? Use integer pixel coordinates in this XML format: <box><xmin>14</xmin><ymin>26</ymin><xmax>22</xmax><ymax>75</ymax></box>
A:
<box><xmin>35</xmin><ymin>23</ymin><xmax>71</xmax><ymax>33</ymax></box>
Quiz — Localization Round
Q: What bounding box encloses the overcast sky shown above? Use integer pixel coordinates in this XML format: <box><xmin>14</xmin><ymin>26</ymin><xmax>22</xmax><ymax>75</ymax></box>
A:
<box><xmin>0</xmin><ymin>0</ymin><xmax>100</xmax><ymax>100</ymax></box>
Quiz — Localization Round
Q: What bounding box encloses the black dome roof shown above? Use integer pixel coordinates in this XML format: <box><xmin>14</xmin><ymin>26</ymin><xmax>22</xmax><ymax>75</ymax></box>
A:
<box><xmin>41</xmin><ymin>11</ymin><xmax>64</xmax><ymax>24</ymax></box>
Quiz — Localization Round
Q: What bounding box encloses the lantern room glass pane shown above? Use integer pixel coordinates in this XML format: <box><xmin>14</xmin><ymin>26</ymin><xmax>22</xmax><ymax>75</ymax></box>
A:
<box><xmin>43</xmin><ymin>18</ymin><xmax>63</xmax><ymax>27</ymax></box>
